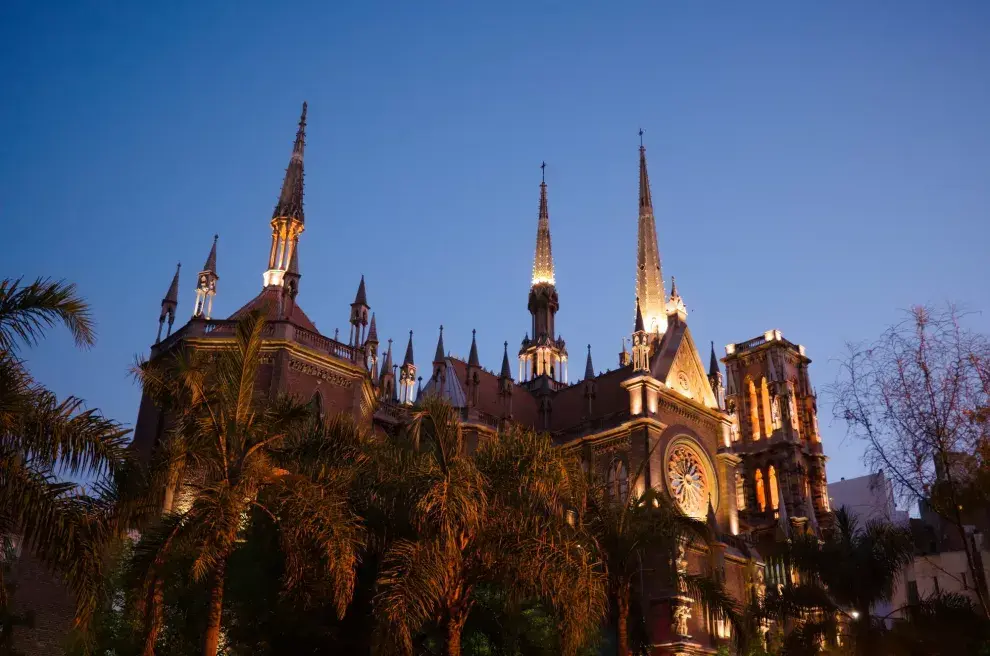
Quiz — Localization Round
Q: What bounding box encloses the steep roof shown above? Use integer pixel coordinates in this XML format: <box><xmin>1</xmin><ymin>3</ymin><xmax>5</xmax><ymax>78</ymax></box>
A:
<box><xmin>419</xmin><ymin>359</ymin><xmax>468</xmax><ymax>407</ymax></box>
<box><xmin>227</xmin><ymin>287</ymin><xmax>318</xmax><ymax>332</ymax></box>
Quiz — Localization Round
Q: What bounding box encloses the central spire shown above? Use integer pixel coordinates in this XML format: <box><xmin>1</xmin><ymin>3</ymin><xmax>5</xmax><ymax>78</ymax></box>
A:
<box><xmin>273</xmin><ymin>102</ymin><xmax>307</xmax><ymax>223</ymax></box>
<box><xmin>531</xmin><ymin>161</ymin><xmax>555</xmax><ymax>286</ymax></box>
<box><xmin>264</xmin><ymin>103</ymin><xmax>308</xmax><ymax>288</ymax></box>
<box><xmin>635</xmin><ymin>132</ymin><xmax>666</xmax><ymax>335</ymax></box>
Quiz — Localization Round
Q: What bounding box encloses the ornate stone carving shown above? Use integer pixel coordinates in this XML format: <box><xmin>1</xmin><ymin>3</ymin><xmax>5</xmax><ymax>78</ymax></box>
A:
<box><xmin>667</xmin><ymin>445</ymin><xmax>710</xmax><ymax>519</ymax></box>
<box><xmin>288</xmin><ymin>358</ymin><xmax>352</xmax><ymax>388</ymax></box>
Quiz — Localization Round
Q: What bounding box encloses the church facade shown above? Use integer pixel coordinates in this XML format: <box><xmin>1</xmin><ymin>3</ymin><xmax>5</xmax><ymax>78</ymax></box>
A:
<box><xmin>132</xmin><ymin>104</ymin><xmax>832</xmax><ymax>655</ymax></box>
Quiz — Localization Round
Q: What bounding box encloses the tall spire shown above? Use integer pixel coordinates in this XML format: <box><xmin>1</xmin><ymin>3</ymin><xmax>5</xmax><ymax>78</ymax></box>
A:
<box><xmin>709</xmin><ymin>341</ymin><xmax>720</xmax><ymax>377</ymax></box>
<box><xmin>403</xmin><ymin>330</ymin><xmax>415</xmax><ymax>367</ymax></box>
<box><xmin>204</xmin><ymin>234</ymin><xmax>218</xmax><ymax>274</ymax></box>
<box><xmin>635</xmin><ymin>133</ymin><xmax>666</xmax><ymax>335</ymax></box>
<box><xmin>500</xmin><ymin>341</ymin><xmax>512</xmax><ymax>379</ymax></box>
<box><xmin>433</xmin><ymin>325</ymin><xmax>446</xmax><ymax>364</ymax></box>
<box><xmin>584</xmin><ymin>344</ymin><xmax>595</xmax><ymax>380</ymax></box>
<box><xmin>273</xmin><ymin>102</ymin><xmax>307</xmax><ymax>223</ymax></box>
<box><xmin>157</xmin><ymin>263</ymin><xmax>180</xmax><ymax>343</ymax></box>
<box><xmin>164</xmin><ymin>263</ymin><xmax>180</xmax><ymax>305</ymax></box>
<box><xmin>264</xmin><ymin>103</ymin><xmax>308</xmax><ymax>288</ymax></box>
<box><xmin>468</xmin><ymin>329</ymin><xmax>480</xmax><ymax>367</ymax></box>
<box><xmin>531</xmin><ymin>161</ymin><xmax>555</xmax><ymax>286</ymax></box>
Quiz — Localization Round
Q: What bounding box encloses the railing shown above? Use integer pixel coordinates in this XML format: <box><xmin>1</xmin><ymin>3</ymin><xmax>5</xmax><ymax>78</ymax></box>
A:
<box><xmin>294</xmin><ymin>326</ymin><xmax>359</xmax><ymax>361</ymax></box>
<box><xmin>459</xmin><ymin>407</ymin><xmax>501</xmax><ymax>430</ymax></box>
<box><xmin>733</xmin><ymin>336</ymin><xmax>767</xmax><ymax>352</ymax></box>
<box><xmin>375</xmin><ymin>399</ymin><xmax>408</xmax><ymax>422</ymax></box>
<box><xmin>152</xmin><ymin>319</ymin><xmax>360</xmax><ymax>366</ymax></box>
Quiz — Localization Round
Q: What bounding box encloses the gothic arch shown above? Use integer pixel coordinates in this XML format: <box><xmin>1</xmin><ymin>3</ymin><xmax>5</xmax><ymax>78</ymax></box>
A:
<box><xmin>760</xmin><ymin>377</ymin><xmax>773</xmax><ymax>437</ymax></box>
<box><xmin>606</xmin><ymin>458</ymin><xmax>628</xmax><ymax>502</ymax></box>
<box><xmin>747</xmin><ymin>377</ymin><xmax>760</xmax><ymax>440</ymax></box>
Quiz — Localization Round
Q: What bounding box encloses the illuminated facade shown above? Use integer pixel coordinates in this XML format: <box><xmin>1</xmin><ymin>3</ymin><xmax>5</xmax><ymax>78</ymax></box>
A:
<box><xmin>131</xmin><ymin>105</ymin><xmax>832</xmax><ymax>656</ymax></box>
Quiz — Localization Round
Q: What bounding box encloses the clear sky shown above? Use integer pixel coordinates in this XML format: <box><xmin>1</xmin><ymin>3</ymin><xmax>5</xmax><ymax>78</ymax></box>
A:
<box><xmin>2</xmin><ymin>1</ymin><xmax>989</xmax><ymax>486</ymax></box>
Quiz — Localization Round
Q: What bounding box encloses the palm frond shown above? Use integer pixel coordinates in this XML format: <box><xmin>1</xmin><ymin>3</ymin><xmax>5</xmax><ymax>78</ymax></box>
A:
<box><xmin>0</xmin><ymin>277</ymin><xmax>95</xmax><ymax>351</ymax></box>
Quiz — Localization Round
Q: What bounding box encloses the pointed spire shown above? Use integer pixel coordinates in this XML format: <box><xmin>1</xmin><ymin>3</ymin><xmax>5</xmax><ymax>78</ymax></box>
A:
<box><xmin>635</xmin><ymin>297</ymin><xmax>645</xmax><ymax>333</ymax></box>
<box><xmin>203</xmin><ymin>234</ymin><xmax>218</xmax><ymax>273</ymax></box>
<box><xmin>273</xmin><ymin>102</ymin><xmax>307</xmax><ymax>223</ymax></box>
<box><xmin>584</xmin><ymin>344</ymin><xmax>595</xmax><ymax>380</ymax></box>
<box><xmin>709</xmin><ymin>341</ymin><xmax>720</xmax><ymax>377</ymax></box>
<box><xmin>635</xmin><ymin>134</ymin><xmax>666</xmax><ymax>334</ymax></box>
<box><xmin>500</xmin><ymin>341</ymin><xmax>512</xmax><ymax>379</ymax></box>
<box><xmin>433</xmin><ymin>325</ymin><xmax>445</xmax><ymax>364</ymax></box>
<box><xmin>468</xmin><ymin>329</ymin><xmax>480</xmax><ymax>367</ymax></box>
<box><xmin>531</xmin><ymin>162</ymin><xmax>555</xmax><ymax>286</ymax></box>
<box><xmin>164</xmin><ymin>263</ymin><xmax>181</xmax><ymax>305</ymax></box>
<box><xmin>366</xmin><ymin>313</ymin><xmax>378</xmax><ymax>344</ymax></box>
<box><xmin>380</xmin><ymin>338</ymin><xmax>394</xmax><ymax>385</ymax></box>
<box><xmin>666</xmin><ymin>275</ymin><xmax>687</xmax><ymax>319</ymax></box>
<box><xmin>353</xmin><ymin>275</ymin><xmax>368</xmax><ymax>307</ymax></box>
<box><xmin>403</xmin><ymin>330</ymin><xmax>415</xmax><ymax>366</ymax></box>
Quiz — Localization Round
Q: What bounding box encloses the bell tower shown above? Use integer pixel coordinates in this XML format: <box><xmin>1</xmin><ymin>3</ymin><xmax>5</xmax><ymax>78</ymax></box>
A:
<box><xmin>519</xmin><ymin>163</ymin><xmax>568</xmax><ymax>385</ymax></box>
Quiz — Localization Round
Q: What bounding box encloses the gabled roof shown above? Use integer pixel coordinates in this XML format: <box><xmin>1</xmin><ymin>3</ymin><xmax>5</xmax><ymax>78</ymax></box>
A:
<box><xmin>649</xmin><ymin>318</ymin><xmax>718</xmax><ymax>408</ymax></box>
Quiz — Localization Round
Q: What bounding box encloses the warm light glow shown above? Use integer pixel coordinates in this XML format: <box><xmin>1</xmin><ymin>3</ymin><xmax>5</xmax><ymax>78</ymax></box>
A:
<box><xmin>725</xmin><ymin>343</ymin><xmax>736</xmax><ymax>355</ymax></box>
<box><xmin>263</xmin><ymin>268</ymin><xmax>285</xmax><ymax>287</ymax></box>
<box><xmin>755</xmin><ymin>470</ymin><xmax>766</xmax><ymax>512</ymax></box>
<box><xmin>768</xmin><ymin>465</ymin><xmax>779</xmax><ymax>510</ymax></box>
<box><xmin>531</xmin><ymin>273</ymin><xmax>555</xmax><ymax>285</ymax></box>
<box><xmin>761</xmin><ymin>377</ymin><xmax>773</xmax><ymax>436</ymax></box>
<box><xmin>748</xmin><ymin>378</ymin><xmax>761</xmax><ymax>440</ymax></box>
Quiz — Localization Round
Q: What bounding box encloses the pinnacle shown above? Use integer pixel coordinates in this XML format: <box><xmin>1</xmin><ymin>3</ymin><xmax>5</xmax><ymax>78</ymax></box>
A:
<box><xmin>584</xmin><ymin>344</ymin><xmax>595</xmax><ymax>380</ymax></box>
<box><xmin>203</xmin><ymin>235</ymin><xmax>218</xmax><ymax>273</ymax></box>
<box><xmin>403</xmin><ymin>330</ymin><xmax>414</xmax><ymax>367</ymax></box>
<box><xmin>500</xmin><ymin>341</ymin><xmax>512</xmax><ymax>379</ymax></box>
<box><xmin>709</xmin><ymin>341</ymin><xmax>720</xmax><ymax>377</ymax></box>
<box><xmin>433</xmin><ymin>325</ymin><xmax>445</xmax><ymax>364</ymax></box>
<box><xmin>272</xmin><ymin>102</ymin><xmax>307</xmax><ymax>223</ymax></box>
<box><xmin>366</xmin><ymin>313</ymin><xmax>378</xmax><ymax>343</ymax></box>
<box><xmin>531</xmin><ymin>165</ymin><xmax>555</xmax><ymax>286</ymax></box>
<box><xmin>468</xmin><ymin>328</ymin><xmax>480</xmax><ymax>367</ymax></box>
<box><xmin>164</xmin><ymin>262</ymin><xmax>181</xmax><ymax>305</ymax></box>
<box><xmin>353</xmin><ymin>275</ymin><xmax>368</xmax><ymax>307</ymax></box>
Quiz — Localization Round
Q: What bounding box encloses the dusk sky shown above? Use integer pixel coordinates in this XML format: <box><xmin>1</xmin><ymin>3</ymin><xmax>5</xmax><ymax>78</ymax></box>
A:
<box><xmin>2</xmin><ymin>1</ymin><xmax>988</xmax><ymax>488</ymax></box>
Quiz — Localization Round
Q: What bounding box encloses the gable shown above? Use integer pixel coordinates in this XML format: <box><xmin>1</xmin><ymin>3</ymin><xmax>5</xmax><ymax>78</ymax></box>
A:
<box><xmin>660</xmin><ymin>325</ymin><xmax>718</xmax><ymax>408</ymax></box>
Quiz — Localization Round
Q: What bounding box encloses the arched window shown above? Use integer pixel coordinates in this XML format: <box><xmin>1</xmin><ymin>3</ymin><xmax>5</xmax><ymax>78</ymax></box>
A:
<box><xmin>747</xmin><ymin>378</ymin><xmax>761</xmax><ymax>440</ymax></box>
<box><xmin>606</xmin><ymin>459</ymin><xmax>628</xmax><ymax>502</ymax></box>
<box><xmin>755</xmin><ymin>470</ymin><xmax>766</xmax><ymax>512</ymax></box>
<box><xmin>768</xmin><ymin>465</ymin><xmax>779</xmax><ymax>511</ymax></box>
<box><xmin>761</xmin><ymin>377</ymin><xmax>773</xmax><ymax>437</ymax></box>
<box><xmin>735</xmin><ymin>471</ymin><xmax>746</xmax><ymax>510</ymax></box>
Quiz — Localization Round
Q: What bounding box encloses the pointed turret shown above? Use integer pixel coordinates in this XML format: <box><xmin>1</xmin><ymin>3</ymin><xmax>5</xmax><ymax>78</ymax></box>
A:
<box><xmin>263</xmin><ymin>103</ymin><xmax>307</xmax><ymax>288</ymax></box>
<box><xmin>157</xmin><ymin>263</ymin><xmax>180</xmax><ymax>343</ymax></box>
<box><xmin>433</xmin><ymin>325</ymin><xmax>446</xmax><ymax>364</ymax></box>
<box><xmin>500</xmin><ymin>341</ymin><xmax>512</xmax><ymax>380</ymax></box>
<box><xmin>366</xmin><ymin>313</ymin><xmax>378</xmax><ymax>345</ymax></box>
<box><xmin>193</xmin><ymin>235</ymin><xmax>219</xmax><ymax>319</ymax></box>
<box><xmin>635</xmin><ymin>132</ymin><xmax>666</xmax><ymax>336</ymax></box>
<box><xmin>584</xmin><ymin>345</ymin><xmax>595</xmax><ymax>380</ymax></box>
<box><xmin>365</xmin><ymin>313</ymin><xmax>379</xmax><ymax>376</ymax></box>
<box><xmin>273</xmin><ymin>102</ymin><xmax>307</xmax><ymax>223</ymax></box>
<box><xmin>379</xmin><ymin>338</ymin><xmax>396</xmax><ymax>400</ymax></box>
<box><xmin>619</xmin><ymin>337</ymin><xmax>630</xmax><ymax>367</ymax></box>
<box><xmin>665</xmin><ymin>275</ymin><xmax>687</xmax><ymax>322</ymax></box>
<box><xmin>631</xmin><ymin>297</ymin><xmax>649</xmax><ymax>372</ymax></box>
<box><xmin>349</xmin><ymin>275</ymin><xmax>370</xmax><ymax>346</ymax></box>
<box><xmin>468</xmin><ymin>329</ymin><xmax>480</xmax><ymax>367</ymax></box>
<box><xmin>399</xmin><ymin>331</ymin><xmax>417</xmax><ymax>405</ymax></box>
<box><xmin>531</xmin><ymin>162</ymin><xmax>554</xmax><ymax>286</ymax></box>
<box><xmin>708</xmin><ymin>341</ymin><xmax>725</xmax><ymax>410</ymax></box>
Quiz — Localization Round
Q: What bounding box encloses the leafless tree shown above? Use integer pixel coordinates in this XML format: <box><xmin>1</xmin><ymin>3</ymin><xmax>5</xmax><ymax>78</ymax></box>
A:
<box><xmin>831</xmin><ymin>304</ymin><xmax>990</xmax><ymax>617</ymax></box>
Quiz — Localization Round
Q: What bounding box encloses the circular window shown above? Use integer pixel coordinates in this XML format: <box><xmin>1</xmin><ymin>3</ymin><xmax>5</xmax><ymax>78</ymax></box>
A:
<box><xmin>664</xmin><ymin>438</ymin><xmax>716</xmax><ymax>519</ymax></box>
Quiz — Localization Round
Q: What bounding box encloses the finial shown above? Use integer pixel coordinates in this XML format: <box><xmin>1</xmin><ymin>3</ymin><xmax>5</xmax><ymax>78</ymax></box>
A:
<box><xmin>213</xmin><ymin>233</ymin><xmax>219</xmax><ymax>243</ymax></box>
<box><xmin>472</xmin><ymin>329</ymin><xmax>476</xmax><ymax>337</ymax></box>
<box><xmin>541</xmin><ymin>160</ymin><xmax>546</xmax><ymax>183</ymax></box>
<box><xmin>671</xmin><ymin>276</ymin><xmax>678</xmax><ymax>296</ymax></box>
<box><xmin>639</xmin><ymin>128</ymin><xmax>644</xmax><ymax>148</ymax></box>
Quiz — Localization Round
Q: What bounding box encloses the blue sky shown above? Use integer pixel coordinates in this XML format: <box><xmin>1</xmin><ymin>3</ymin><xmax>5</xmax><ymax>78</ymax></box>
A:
<box><xmin>2</xmin><ymin>1</ymin><xmax>988</xmax><ymax>486</ymax></box>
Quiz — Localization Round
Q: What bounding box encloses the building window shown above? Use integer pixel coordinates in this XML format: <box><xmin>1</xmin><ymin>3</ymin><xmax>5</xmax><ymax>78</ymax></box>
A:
<box><xmin>768</xmin><ymin>465</ymin><xmax>779</xmax><ymax>511</ymax></box>
<box><xmin>761</xmin><ymin>377</ymin><xmax>773</xmax><ymax>437</ymax></box>
<box><xmin>607</xmin><ymin>459</ymin><xmax>628</xmax><ymax>502</ymax></box>
<box><xmin>747</xmin><ymin>378</ymin><xmax>761</xmax><ymax>440</ymax></box>
<box><xmin>755</xmin><ymin>470</ymin><xmax>766</xmax><ymax>512</ymax></box>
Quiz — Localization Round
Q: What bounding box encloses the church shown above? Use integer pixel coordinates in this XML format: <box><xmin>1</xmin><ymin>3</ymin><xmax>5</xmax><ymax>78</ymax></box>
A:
<box><xmin>132</xmin><ymin>103</ymin><xmax>832</xmax><ymax>655</ymax></box>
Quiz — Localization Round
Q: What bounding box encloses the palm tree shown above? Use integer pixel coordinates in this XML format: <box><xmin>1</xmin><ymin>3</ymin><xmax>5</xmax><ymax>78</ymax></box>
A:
<box><xmin>372</xmin><ymin>398</ymin><xmax>607</xmax><ymax>656</ymax></box>
<box><xmin>778</xmin><ymin>507</ymin><xmax>914</xmax><ymax>654</ymax></box>
<box><xmin>0</xmin><ymin>277</ymin><xmax>130</xmax><ymax>630</ymax></box>
<box><xmin>582</xmin><ymin>462</ymin><xmax>742</xmax><ymax>656</ymax></box>
<box><xmin>130</xmin><ymin>311</ymin><xmax>366</xmax><ymax>656</ymax></box>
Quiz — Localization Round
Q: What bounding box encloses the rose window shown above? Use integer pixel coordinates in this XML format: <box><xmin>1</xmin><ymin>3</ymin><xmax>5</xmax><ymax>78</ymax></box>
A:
<box><xmin>667</xmin><ymin>445</ymin><xmax>710</xmax><ymax>518</ymax></box>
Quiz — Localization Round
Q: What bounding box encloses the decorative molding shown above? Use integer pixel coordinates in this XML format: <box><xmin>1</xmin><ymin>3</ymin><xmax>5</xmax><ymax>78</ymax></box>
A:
<box><xmin>288</xmin><ymin>358</ymin><xmax>352</xmax><ymax>387</ymax></box>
